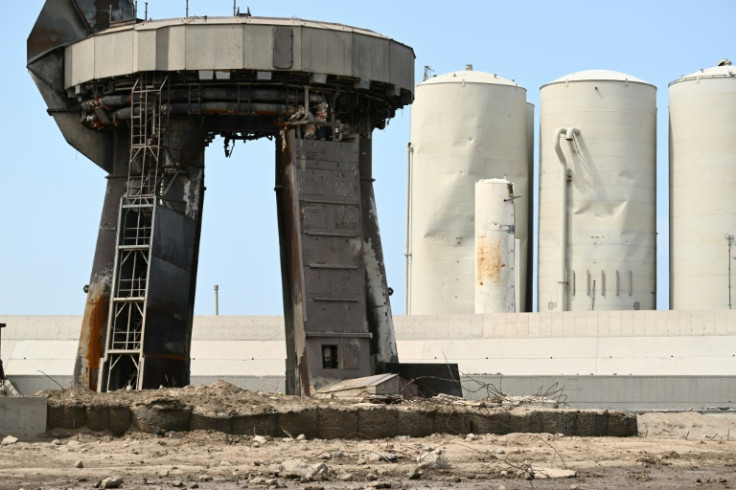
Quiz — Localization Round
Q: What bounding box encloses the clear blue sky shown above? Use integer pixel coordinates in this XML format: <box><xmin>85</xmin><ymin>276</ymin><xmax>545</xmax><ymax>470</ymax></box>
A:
<box><xmin>2</xmin><ymin>0</ymin><xmax>733</xmax><ymax>315</ymax></box>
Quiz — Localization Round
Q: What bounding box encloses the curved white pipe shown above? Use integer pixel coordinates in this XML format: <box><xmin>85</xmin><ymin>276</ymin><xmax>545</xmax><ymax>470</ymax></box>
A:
<box><xmin>554</xmin><ymin>127</ymin><xmax>566</xmax><ymax>163</ymax></box>
<box><xmin>554</xmin><ymin>127</ymin><xmax>580</xmax><ymax>311</ymax></box>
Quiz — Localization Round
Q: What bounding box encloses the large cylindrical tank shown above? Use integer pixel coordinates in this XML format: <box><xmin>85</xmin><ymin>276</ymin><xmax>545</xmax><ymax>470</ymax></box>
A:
<box><xmin>670</xmin><ymin>60</ymin><xmax>736</xmax><ymax>310</ymax></box>
<box><xmin>407</xmin><ymin>68</ymin><xmax>531</xmax><ymax>314</ymax></box>
<box><xmin>538</xmin><ymin>70</ymin><xmax>656</xmax><ymax>312</ymax></box>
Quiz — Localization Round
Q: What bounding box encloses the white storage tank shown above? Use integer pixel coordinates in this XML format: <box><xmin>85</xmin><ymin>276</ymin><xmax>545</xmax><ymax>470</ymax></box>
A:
<box><xmin>670</xmin><ymin>59</ymin><xmax>736</xmax><ymax>310</ymax></box>
<box><xmin>407</xmin><ymin>67</ymin><xmax>532</xmax><ymax>314</ymax></box>
<box><xmin>538</xmin><ymin>70</ymin><xmax>656</xmax><ymax>311</ymax></box>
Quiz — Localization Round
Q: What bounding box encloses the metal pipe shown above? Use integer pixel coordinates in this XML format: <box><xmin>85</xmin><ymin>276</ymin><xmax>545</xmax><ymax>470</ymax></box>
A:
<box><xmin>405</xmin><ymin>142</ymin><xmax>413</xmax><ymax>314</ymax></box>
<box><xmin>84</xmin><ymin>89</ymin><xmax>323</xmax><ymax>110</ymax></box>
<box><xmin>554</xmin><ymin>126</ymin><xmax>568</xmax><ymax>310</ymax></box>
<box><xmin>0</xmin><ymin>322</ymin><xmax>6</xmax><ymax>380</ymax></box>
<box><xmin>234</xmin><ymin>0</ymin><xmax>237</xmax><ymax>15</ymax></box>
<box><xmin>145</xmin><ymin>2</ymin><xmax>148</xmax><ymax>20</ymax></box>
<box><xmin>113</xmin><ymin>102</ymin><xmax>286</xmax><ymax>120</ymax></box>
<box><xmin>81</xmin><ymin>95</ymin><xmax>132</xmax><ymax>110</ymax></box>
<box><xmin>727</xmin><ymin>234</ymin><xmax>734</xmax><ymax>309</ymax></box>
<box><xmin>553</xmin><ymin>126</ymin><xmax>580</xmax><ymax>311</ymax></box>
<box><xmin>214</xmin><ymin>284</ymin><xmax>220</xmax><ymax>315</ymax></box>
<box><xmin>186</xmin><ymin>0</ymin><xmax>189</xmax><ymax>17</ymax></box>
<box><xmin>554</xmin><ymin>128</ymin><xmax>568</xmax><ymax>311</ymax></box>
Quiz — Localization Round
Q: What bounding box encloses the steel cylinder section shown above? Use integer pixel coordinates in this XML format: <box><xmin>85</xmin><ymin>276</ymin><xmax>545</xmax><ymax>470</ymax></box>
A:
<box><xmin>538</xmin><ymin>70</ymin><xmax>657</xmax><ymax>312</ymax></box>
<box><xmin>474</xmin><ymin>179</ymin><xmax>517</xmax><ymax>313</ymax></box>
<box><xmin>670</xmin><ymin>60</ymin><xmax>736</xmax><ymax>310</ymax></box>
<box><xmin>407</xmin><ymin>69</ymin><xmax>531</xmax><ymax>315</ymax></box>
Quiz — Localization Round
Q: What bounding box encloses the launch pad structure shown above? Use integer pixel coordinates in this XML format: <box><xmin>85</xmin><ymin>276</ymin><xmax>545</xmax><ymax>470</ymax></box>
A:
<box><xmin>28</xmin><ymin>0</ymin><xmax>417</xmax><ymax>395</ymax></box>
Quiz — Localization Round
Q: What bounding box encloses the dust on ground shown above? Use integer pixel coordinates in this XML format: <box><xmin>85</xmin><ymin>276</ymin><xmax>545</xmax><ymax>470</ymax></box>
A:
<box><xmin>3</xmin><ymin>385</ymin><xmax>736</xmax><ymax>489</ymax></box>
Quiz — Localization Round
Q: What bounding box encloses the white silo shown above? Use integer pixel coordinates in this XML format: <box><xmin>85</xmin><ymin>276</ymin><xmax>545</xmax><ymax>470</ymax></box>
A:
<box><xmin>407</xmin><ymin>67</ymin><xmax>531</xmax><ymax>314</ymax></box>
<box><xmin>538</xmin><ymin>70</ymin><xmax>656</xmax><ymax>312</ymax></box>
<box><xmin>670</xmin><ymin>60</ymin><xmax>736</xmax><ymax>310</ymax></box>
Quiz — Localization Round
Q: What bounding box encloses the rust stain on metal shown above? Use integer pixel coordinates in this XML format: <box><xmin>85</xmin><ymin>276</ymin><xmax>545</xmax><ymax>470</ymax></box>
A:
<box><xmin>298</xmin><ymin>349</ymin><xmax>311</xmax><ymax>396</ymax></box>
<box><xmin>476</xmin><ymin>233</ymin><xmax>505</xmax><ymax>287</ymax></box>
<box><xmin>78</xmin><ymin>279</ymin><xmax>108</xmax><ymax>391</ymax></box>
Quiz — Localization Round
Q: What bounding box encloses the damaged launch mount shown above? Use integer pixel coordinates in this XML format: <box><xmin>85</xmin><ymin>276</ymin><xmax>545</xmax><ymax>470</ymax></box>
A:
<box><xmin>28</xmin><ymin>0</ymin><xmax>414</xmax><ymax>395</ymax></box>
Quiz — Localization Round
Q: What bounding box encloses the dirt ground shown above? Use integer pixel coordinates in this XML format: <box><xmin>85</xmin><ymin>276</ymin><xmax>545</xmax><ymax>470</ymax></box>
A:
<box><xmin>3</xmin><ymin>386</ymin><xmax>736</xmax><ymax>490</ymax></box>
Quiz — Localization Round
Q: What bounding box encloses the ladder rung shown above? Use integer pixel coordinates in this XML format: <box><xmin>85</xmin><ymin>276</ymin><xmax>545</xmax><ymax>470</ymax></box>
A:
<box><xmin>112</xmin><ymin>296</ymin><xmax>145</xmax><ymax>303</ymax></box>
<box><xmin>121</xmin><ymin>203</ymin><xmax>155</xmax><ymax>209</ymax></box>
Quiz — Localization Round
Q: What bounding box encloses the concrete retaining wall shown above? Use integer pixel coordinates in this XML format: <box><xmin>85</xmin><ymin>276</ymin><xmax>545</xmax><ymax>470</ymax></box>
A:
<box><xmin>45</xmin><ymin>400</ymin><xmax>637</xmax><ymax>438</ymax></box>
<box><xmin>0</xmin><ymin>397</ymin><xmax>47</xmax><ymax>438</ymax></box>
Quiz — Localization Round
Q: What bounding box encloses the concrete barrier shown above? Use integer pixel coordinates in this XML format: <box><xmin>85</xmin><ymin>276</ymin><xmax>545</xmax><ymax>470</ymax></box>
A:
<box><xmin>44</xmin><ymin>398</ymin><xmax>638</xmax><ymax>439</ymax></box>
<box><xmin>0</xmin><ymin>397</ymin><xmax>47</xmax><ymax>438</ymax></box>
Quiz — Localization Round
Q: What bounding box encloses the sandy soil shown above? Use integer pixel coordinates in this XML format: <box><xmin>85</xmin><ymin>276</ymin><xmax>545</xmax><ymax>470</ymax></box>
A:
<box><xmin>2</xmin><ymin>402</ymin><xmax>736</xmax><ymax>490</ymax></box>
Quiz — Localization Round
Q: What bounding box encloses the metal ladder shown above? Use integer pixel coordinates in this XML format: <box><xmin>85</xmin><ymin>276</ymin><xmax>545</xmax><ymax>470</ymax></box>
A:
<box><xmin>99</xmin><ymin>75</ymin><xmax>168</xmax><ymax>391</ymax></box>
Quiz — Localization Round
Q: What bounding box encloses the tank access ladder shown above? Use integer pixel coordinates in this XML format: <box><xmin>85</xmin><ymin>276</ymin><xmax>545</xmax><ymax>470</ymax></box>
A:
<box><xmin>98</xmin><ymin>75</ymin><xmax>168</xmax><ymax>391</ymax></box>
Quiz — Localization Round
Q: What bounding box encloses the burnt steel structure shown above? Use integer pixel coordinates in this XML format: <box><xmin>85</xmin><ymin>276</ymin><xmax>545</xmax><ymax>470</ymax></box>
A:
<box><xmin>28</xmin><ymin>0</ymin><xmax>413</xmax><ymax>395</ymax></box>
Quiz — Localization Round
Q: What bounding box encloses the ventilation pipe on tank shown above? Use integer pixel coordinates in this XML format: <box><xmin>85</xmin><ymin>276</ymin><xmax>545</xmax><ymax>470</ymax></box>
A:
<box><xmin>405</xmin><ymin>142</ymin><xmax>414</xmax><ymax>314</ymax></box>
<box><xmin>727</xmin><ymin>234</ymin><xmax>734</xmax><ymax>309</ymax></box>
<box><xmin>554</xmin><ymin>127</ymin><xmax>580</xmax><ymax>311</ymax></box>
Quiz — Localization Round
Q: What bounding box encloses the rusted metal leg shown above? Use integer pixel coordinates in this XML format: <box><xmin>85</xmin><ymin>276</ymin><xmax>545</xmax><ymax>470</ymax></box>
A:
<box><xmin>275</xmin><ymin>130</ymin><xmax>300</xmax><ymax>395</ymax></box>
<box><xmin>358</xmin><ymin>137</ymin><xmax>399</xmax><ymax>368</ymax></box>
<box><xmin>276</xmin><ymin>130</ymin><xmax>372</xmax><ymax>395</ymax></box>
<box><xmin>74</xmin><ymin>132</ymin><xmax>129</xmax><ymax>390</ymax></box>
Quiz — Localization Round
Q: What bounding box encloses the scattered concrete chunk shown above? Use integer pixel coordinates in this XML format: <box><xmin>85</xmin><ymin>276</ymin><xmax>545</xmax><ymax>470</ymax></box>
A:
<box><xmin>417</xmin><ymin>450</ymin><xmax>449</xmax><ymax>469</ymax></box>
<box><xmin>279</xmin><ymin>459</ymin><xmax>328</xmax><ymax>481</ymax></box>
<box><xmin>100</xmin><ymin>476</ymin><xmax>123</xmax><ymax>489</ymax></box>
<box><xmin>1</xmin><ymin>435</ymin><xmax>18</xmax><ymax>446</ymax></box>
<box><xmin>337</xmin><ymin>473</ymin><xmax>353</xmax><ymax>481</ymax></box>
<box><xmin>533</xmin><ymin>467</ymin><xmax>577</xmax><ymax>479</ymax></box>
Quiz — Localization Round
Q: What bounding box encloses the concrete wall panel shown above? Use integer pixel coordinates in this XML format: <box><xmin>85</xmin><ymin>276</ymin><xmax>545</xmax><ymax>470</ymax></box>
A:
<box><xmin>155</xmin><ymin>26</ymin><xmax>186</xmax><ymax>71</ymax></box>
<box><xmin>95</xmin><ymin>30</ymin><xmax>134</xmax><ymax>79</ymax></box>
<box><xmin>134</xmin><ymin>30</ymin><xmax>157</xmax><ymax>72</ymax></box>
<box><xmin>301</xmin><ymin>28</ymin><xmax>351</xmax><ymax>77</ymax></box>
<box><xmin>0</xmin><ymin>397</ymin><xmax>47</xmax><ymax>438</ymax></box>
<box><xmin>185</xmin><ymin>25</ymin><xmax>243</xmax><ymax>70</ymax></box>
<box><xmin>242</xmin><ymin>25</ymin><xmax>278</xmax><ymax>71</ymax></box>
<box><xmin>66</xmin><ymin>38</ymin><xmax>95</xmax><ymax>87</ymax></box>
<box><xmin>351</xmin><ymin>35</ymin><xmax>389</xmax><ymax>83</ymax></box>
